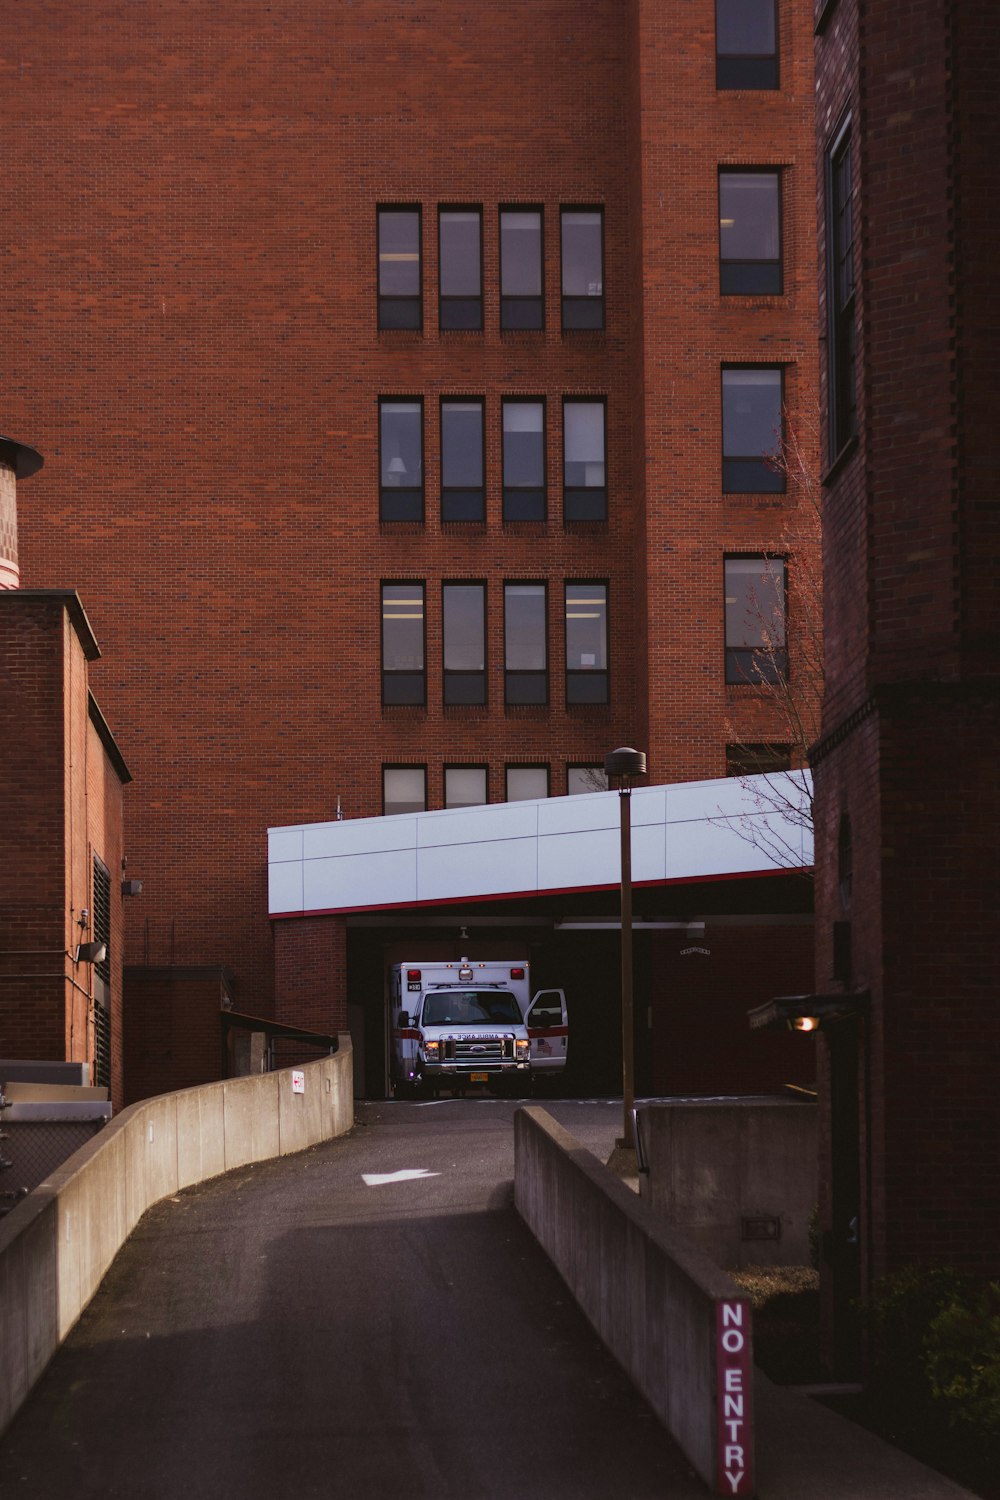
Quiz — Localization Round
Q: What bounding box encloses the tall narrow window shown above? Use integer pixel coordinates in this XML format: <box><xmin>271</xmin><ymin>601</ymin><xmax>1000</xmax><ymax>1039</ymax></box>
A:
<box><xmin>724</xmin><ymin>556</ymin><xmax>787</xmax><ymax>684</ymax></box>
<box><xmin>383</xmin><ymin>766</ymin><xmax>426</xmax><ymax>816</ymax></box>
<box><xmin>441</xmin><ymin>399</ymin><xmax>485</xmax><ymax>521</ymax></box>
<box><xmin>506</xmin><ymin>765</ymin><xmax>549</xmax><ymax>801</ymax></box>
<box><xmin>439</xmin><ymin>208</ymin><xmax>482</xmax><ymax>330</ymax></box>
<box><xmin>567</xmin><ymin>765</ymin><xmax>609</xmax><ymax>795</ymax></box>
<box><xmin>500</xmin><ymin>208</ymin><xmax>543</xmax><ymax>330</ymax></box>
<box><xmin>377</xmin><ymin>208</ymin><xmax>422</xmax><ymax>330</ymax></box>
<box><xmin>563</xmin><ymin>400</ymin><xmax>607</xmax><ymax>520</ymax></box>
<box><xmin>565</xmin><ymin>583</ymin><xmax>608</xmax><ymax>704</ymax></box>
<box><xmin>716</xmin><ymin>0</ymin><xmax>778</xmax><ymax>89</ymax></box>
<box><xmin>719</xmin><ymin>171</ymin><xmax>782</xmax><ymax>295</ymax></box>
<box><xmin>722</xmin><ymin>367</ymin><xmax>784</xmax><ymax>492</ymax></box>
<box><xmin>503</xmin><ymin>400</ymin><xmax>546</xmax><ymax>521</ymax></box>
<box><xmin>827</xmin><ymin>119</ymin><xmax>857</xmax><ymax>456</ymax></box>
<box><xmin>381</xmin><ymin>583</ymin><xmax>425</xmax><ymax>705</ymax></box>
<box><xmin>444</xmin><ymin>766</ymin><xmax>488</xmax><ymax>810</ymax></box>
<box><xmin>561</xmin><ymin>209</ymin><xmax>604</xmax><ymax>330</ymax></box>
<box><xmin>443</xmin><ymin>583</ymin><xmax>486</xmax><ymax>705</ymax></box>
<box><xmin>504</xmin><ymin>583</ymin><xmax>547</xmax><ymax>705</ymax></box>
<box><xmin>379</xmin><ymin>399</ymin><xmax>423</xmax><ymax>521</ymax></box>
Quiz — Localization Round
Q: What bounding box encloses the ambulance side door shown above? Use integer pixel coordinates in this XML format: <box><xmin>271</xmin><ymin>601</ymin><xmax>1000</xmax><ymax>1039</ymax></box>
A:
<box><xmin>526</xmin><ymin>989</ymin><xmax>568</xmax><ymax>1074</ymax></box>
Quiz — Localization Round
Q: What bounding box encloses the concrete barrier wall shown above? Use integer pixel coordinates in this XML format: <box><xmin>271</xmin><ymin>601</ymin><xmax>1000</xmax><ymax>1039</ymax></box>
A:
<box><xmin>637</xmin><ymin>1099</ymin><xmax>817</xmax><ymax>1268</ymax></box>
<box><xmin>0</xmin><ymin>1043</ymin><xmax>354</xmax><ymax>1437</ymax></box>
<box><xmin>514</xmin><ymin>1107</ymin><xmax>755</xmax><ymax>1497</ymax></box>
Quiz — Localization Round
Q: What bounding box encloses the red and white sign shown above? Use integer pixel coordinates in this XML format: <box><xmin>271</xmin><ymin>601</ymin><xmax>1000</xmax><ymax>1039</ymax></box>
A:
<box><xmin>715</xmin><ymin>1299</ymin><xmax>753</xmax><ymax>1496</ymax></box>
<box><xmin>291</xmin><ymin>1070</ymin><xmax>305</xmax><ymax>1094</ymax></box>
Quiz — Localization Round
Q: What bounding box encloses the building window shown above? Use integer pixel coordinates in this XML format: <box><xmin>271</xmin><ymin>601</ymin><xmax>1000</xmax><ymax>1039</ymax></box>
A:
<box><xmin>383</xmin><ymin>766</ymin><xmax>426</xmax><ymax>816</ymax></box>
<box><xmin>443</xmin><ymin>583</ymin><xmax>486</xmax><ymax>705</ymax></box>
<box><xmin>725</xmin><ymin>743</ymin><xmax>792</xmax><ymax>776</ymax></box>
<box><xmin>563</xmin><ymin>400</ymin><xmax>607</xmax><ymax>520</ymax></box>
<box><xmin>826</xmin><ymin>118</ymin><xmax>857</xmax><ymax>457</ymax></box>
<box><xmin>722</xmin><ymin>367</ymin><xmax>784</xmax><ymax>492</ymax></box>
<box><xmin>504</xmin><ymin>583</ymin><xmax>547</xmax><ymax>705</ymax></box>
<box><xmin>506</xmin><ymin>765</ymin><xmax>549</xmax><ymax>801</ymax></box>
<box><xmin>716</xmin><ymin>0</ymin><xmax>778</xmax><ymax>89</ymax></box>
<box><xmin>379</xmin><ymin>399</ymin><xmax>423</xmax><ymax>521</ymax></box>
<box><xmin>503</xmin><ymin>399</ymin><xmax>546</xmax><ymax>521</ymax></box>
<box><xmin>561</xmin><ymin>208</ymin><xmax>604</xmax><ymax>330</ymax></box>
<box><xmin>439</xmin><ymin>208</ymin><xmax>482</xmax><ymax>330</ymax></box>
<box><xmin>444</xmin><ymin>765</ymin><xmax>488</xmax><ymax>810</ymax></box>
<box><xmin>724</xmin><ymin>556</ymin><xmax>787</xmax><ymax>685</ymax></box>
<box><xmin>567</xmin><ymin>765</ymin><xmax>608</xmax><ymax>795</ymax></box>
<box><xmin>377</xmin><ymin>207</ymin><xmax>422</xmax><ymax>330</ymax></box>
<box><xmin>381</xmin><ymin>583</ymin><xmax>425</xmax><ymax>705</ymax></box>
<box><xmin>565</xmin><ymin>583</ymin><xmax>608</xmax><ymax>704</ymax></box>
<box><xmin>719</xmin><ymin>171</ymin><xmax>782</xmax><ymax>295</ymax></box>
<box><xmin>441</xmin><ymin>399</ymin><xmax>485</xmax><ymax>521</ymax></box>
<box><xmin>500</xmin><ymin>208</ymin><xmax>543</xmax><ymax>330</ymax></box>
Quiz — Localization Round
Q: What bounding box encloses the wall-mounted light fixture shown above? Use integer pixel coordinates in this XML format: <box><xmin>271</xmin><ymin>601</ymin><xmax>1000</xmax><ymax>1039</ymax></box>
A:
<box><xmin>74</xmin><ymin>941</ymin><xmax>107</xmax><ymax>966</ymax></box>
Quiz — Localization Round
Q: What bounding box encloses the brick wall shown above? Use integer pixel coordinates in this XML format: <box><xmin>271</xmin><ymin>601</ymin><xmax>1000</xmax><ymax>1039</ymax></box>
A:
<box><xmin>273</xmin><ymin>916</ymin><xmax>348</xmax><ymax>1037</ymax></box>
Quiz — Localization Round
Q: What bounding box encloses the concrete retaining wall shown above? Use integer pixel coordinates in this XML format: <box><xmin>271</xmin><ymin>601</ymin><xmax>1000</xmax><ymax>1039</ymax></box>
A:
<box><xmin>514</xmin><ymin>1107</ymin><xmax>754</xmax><ymax>1497</ymax></box>
<box><xmin>0</xmin><ymin>1043</ymin><xmax>354</xmax><ymax>1437</ymax></box>
<box><xmin>638</xmin><ymin>1098</ymin><xmax>817</xmax><ymax>1268</ymax></box>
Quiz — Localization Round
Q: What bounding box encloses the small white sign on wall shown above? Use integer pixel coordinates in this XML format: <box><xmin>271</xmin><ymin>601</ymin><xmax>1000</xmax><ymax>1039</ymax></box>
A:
<box><xmin>291</xmin><ymin>1070</ymin><xmax>305</xmax><ymax>1094</ymax></box>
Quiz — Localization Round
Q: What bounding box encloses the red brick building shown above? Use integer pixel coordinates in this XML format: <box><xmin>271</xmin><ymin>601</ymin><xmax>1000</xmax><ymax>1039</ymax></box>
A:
<box><xmin>811</xmin><ymin>0</ymin><xmax>999</xmax><ymax>1364</ymax></box>
<box><xmin>3</xmin><ymin>1</ymin><xmax>819</xmax><ymax>1096</ymax></box>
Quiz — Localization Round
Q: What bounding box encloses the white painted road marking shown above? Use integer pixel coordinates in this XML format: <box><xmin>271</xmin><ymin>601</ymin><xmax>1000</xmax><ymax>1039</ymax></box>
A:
<box><xmin>362</xmin><ymin>1169</ymin><xmax>441</xmax><ymax>1186</ymax></box>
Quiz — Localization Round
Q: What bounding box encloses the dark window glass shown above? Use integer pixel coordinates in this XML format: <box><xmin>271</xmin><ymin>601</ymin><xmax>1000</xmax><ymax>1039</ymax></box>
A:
<box><xmin>724</xmin><ymin>557</ymin><xmax>787</xmax><ymax>684</ymax></box>
<box><xmin>720</xmin><ymin>171</ymin><xmax>782</xmax><ymax>295</ymax></box>
<box><xmin>500</xmin><ymin>209</ymin><xmax>543</xmax><ymax>330</ymax></box>
<box><xmin>827</xmin><ymin>123</ymin><xmax>857</xmax><ymax>456</ymax></box>
<box><xmin>441</xmin><ymin>399</ymin><xmax>485</xmax><ymax>521</ymax></box>
<box><xmin>725</xmin><ymin>743</ymin><xmax>792</xmax><ymax>776</ymax></box>
<box><xmin>443</xmin><ymin>583</ymin><xmax>486</xmax><ymax>705</ymax></box>
<box><xmin>444</xmin><ymin>766</ymin><xmax>488</xmax><ymax>810</ymax></box>
<box><xmin>381</xmin><ymin>583</ymin><xmax>425</xmax><ymax>704</ymax></box>
<box><xmin>716</xmin><ymin>0</ymin><xmax>778</xmax><ymax>88</ymax></box>
<box><xmin>439</xmin><ymin>208</ymin><xmax>482</xmax><ymax>330</ymax></box>
<box><xmin>378</xmin><ymin>209</ymin><xmax>422</xmax><ymax>330</ymax></box>
<box><xmin>383</xmin><ymin>766</ymin><xmax>426</xmax><ymax>816</ymax></box>
<box><xmin>379</xmin><ymin>400</ymin><xmax>423</xmax><ymax>521</ymax></box>
<box><xmin>567</xmin><ymin>765</ymin><xmax>608</xmax><ymax>795</ymax></box>
<box><xmin>722</xmin><ymin>368</ymin><xmax>784</xmax><ymax>492</ymax></box>
<box><xmin>565</xmin><ymin>583</ymin><xmax>608</xmax><ymax>704</ymax></box>
<box><xmin>505</xmin><ymin>583</ymin><xmax>547</xmax><ymax>705</ymax></box>
<box><xmin>503</xmin><ymin>400</ymin><xmax>546</xmax><ymax>521</ymax></box>
<box><xmin>506</xmin><ymin>765</ymin><xmax>549</xmax><ymax>801</ymax></box>
<box><xmin>561</xmin><ymin>209</ymin><xmax>604</xmax><ymax>330</ymax></box>
<box><xmin>563</xmin><ymin>400</ymin><xmax>607</xmax><ymax>520</ymax></box>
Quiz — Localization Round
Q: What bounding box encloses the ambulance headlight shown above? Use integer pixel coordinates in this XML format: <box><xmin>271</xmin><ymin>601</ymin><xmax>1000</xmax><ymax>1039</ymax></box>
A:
<box><xmin>423</xmin><ymin>1041</ymin><xmax>440</xmax><ymax>1059</ymax></box>
<box><xmin>515</xmin><ymin>1039</ymin><xmax>530</xmax><ymax>1060</ymax></box>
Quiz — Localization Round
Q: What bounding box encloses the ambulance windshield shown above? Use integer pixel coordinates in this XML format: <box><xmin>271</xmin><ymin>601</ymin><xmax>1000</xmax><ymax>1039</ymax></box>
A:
<box><xmin>421</xmin><ymin>990</ymin><xmax>523</xmax><ymax>1027</ymax></box>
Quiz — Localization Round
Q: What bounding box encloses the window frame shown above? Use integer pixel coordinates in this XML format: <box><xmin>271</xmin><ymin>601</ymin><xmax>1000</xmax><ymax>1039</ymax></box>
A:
<box><xmin>382</xmin><ymin>764</ymin><xmax>427</xmax><ymax>817</ymax></box>
<box><xmin>560</xmin><ymin>206</ymin><xmax>605</xmax><ymax>331</ymax></box>
<box><xmin>499</xmin><ymin>205</ymin><xmax>544</xmax><ymax>331</ymax></box>
<box><xmin>440</xmin><ymin>396</ymin><xmax>486</xmax><ymax>522</ymax></box>
<box><xmin>379</xmin><ymin>396</ymin><xmax>424</xmax><ymax>522</ymax></box>
<box><xmin>562</xmin><ymin>397</ymin><xmax>608</xmax><ymax>521</ymax></box>
<box><xmin>718</xmin><ymin>168</ymin><xmax>784</xmax><ymax>296</ymax></box>
<box><xmin>502</xmin><ymin>396</ymin><xmax>547</xmax><ymax>522</ymax></box>
<box><xmin>825</xmin><ymin>113</ymin><xmax>858</xmax><ymax>462</ymax></box>
<box><xmin>443</xmin><ymin>764</ymin><xmax>489</xmax><ymax>811</ymax></box>
<box><xmin>377</xmin><ymin>205</ymin><xmax>423</xmax><ymax>331</ymax></box>
<box><xmin>721</xmin><ymin>365</ymin><xmax>786</xmax><ymax>493</ymax></box>
<box><xmin>505</xmin><ymin>764</ymin><xmax>550</xmax><ymax>802</ymax></box>
<box><xmin>442</xmin><ymin>580</ymin><xmax>487</xmax><ymax>706</ymax></box>
<box><xmin>380</xmin><ymin>580</ymin><xmax>427</xmax><ymax>706</ymax></box>
<box><xmin>723</xmin><ymin>554</ymin><xmax>788</xmax><ymax>686</ymax></box>
<box><xmin>504</xmin><ymin>580</ymin><xmax>549</xmax><ymax>706</ymax></box>
<box><xmin>438</xmin><ymin>205</ymin><xmax>484</xmax><ymax>331</ymax></box>
<box><xmin>564</xmin><ymin>580</ymin><xmax>609</xmax><ymax>705</ymax></box>
<box><xmin>715</xmin><ymin>0</ymin><xmax>779</xmax><ymax>90</ymax></box>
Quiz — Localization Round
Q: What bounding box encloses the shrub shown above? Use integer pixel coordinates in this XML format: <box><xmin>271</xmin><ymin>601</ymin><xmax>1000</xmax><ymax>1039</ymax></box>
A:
<box><xmin>925</xmin><ymin>1281</ymin><xmax>1000</xmax><ymax>1449</ymax></box>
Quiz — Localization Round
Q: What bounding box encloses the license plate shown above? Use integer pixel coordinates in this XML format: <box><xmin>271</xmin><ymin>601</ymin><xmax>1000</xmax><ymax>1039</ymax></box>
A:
<box><xmin>469</xmin><ymin>1071</ymin><xmax>489</xmax><ymax>1083</ymax></box>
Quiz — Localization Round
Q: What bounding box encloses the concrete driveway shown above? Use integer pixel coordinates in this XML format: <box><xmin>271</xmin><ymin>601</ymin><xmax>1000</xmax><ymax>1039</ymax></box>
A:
<box><xmin>0</xmin><ymin>1099</ymin><xmax>705</xmax><ymax>1500</ymax></box>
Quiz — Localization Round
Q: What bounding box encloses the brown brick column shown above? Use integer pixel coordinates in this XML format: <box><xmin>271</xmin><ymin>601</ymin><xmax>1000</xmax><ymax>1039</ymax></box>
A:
<box><xmin>273</xmin><ymin>916</ymin><xmax>348</xmax><ymax>1036</ymax></box>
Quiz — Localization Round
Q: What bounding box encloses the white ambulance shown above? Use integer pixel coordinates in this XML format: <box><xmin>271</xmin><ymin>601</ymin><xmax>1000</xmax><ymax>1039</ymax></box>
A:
<box><xmin>387</xmin><ymin>957</ymin><xmax>568</xmax><ymax>1096</ymax></box>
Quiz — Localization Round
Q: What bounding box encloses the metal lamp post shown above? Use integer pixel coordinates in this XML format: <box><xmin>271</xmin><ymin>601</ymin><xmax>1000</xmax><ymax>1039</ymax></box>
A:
<box><xmin>604</xmin><ymin>746</ymin><xmax>647</xmax><ymax>1149</ymax></box>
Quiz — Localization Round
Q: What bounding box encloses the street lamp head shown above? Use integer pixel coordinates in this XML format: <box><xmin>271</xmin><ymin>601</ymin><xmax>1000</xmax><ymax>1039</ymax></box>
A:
<box><xmin>604</xmin><ymin>746</ymin><xmax>647</xmax><ymax>783</ymax></box>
